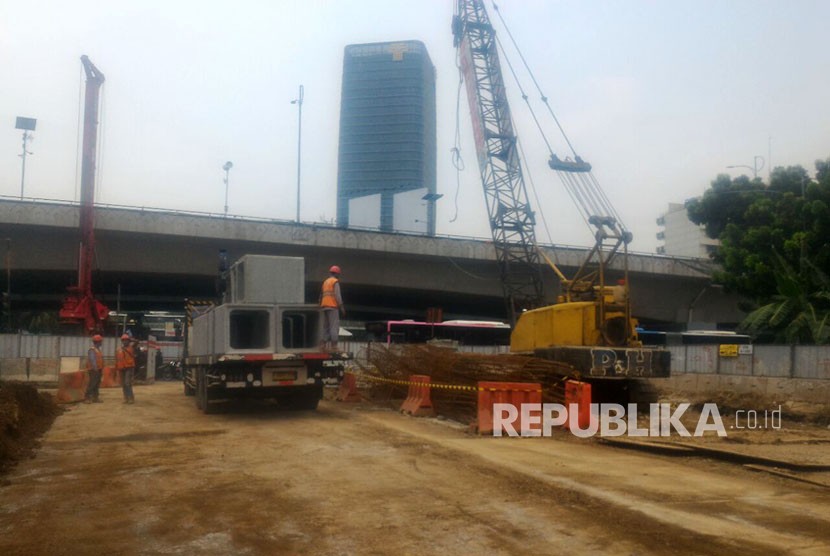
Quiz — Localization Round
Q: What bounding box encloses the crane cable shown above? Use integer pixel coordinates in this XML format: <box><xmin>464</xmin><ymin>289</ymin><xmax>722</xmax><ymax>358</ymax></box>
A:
<box><xmin>491</xmin><ymin>1</ymin><xmax>579</xmax><ymax>159</ymax></box>
<box><xmin>490</xmin><ymin>0</ymin><xmax>627</xmax><ymax>233</ymax></box>
<box><xmin>493</xmin><ymin>31</ymin><xmax>591</xmax><ymax>235</ymax></box>
<box><xmin>449</xmin><ymin>49</ymin><xmax>466</xmax><ymax>223</ymax></box>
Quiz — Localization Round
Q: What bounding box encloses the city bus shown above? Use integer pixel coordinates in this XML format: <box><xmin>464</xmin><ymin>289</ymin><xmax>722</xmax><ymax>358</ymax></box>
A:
<box><xmin>637</xmin><ymin>329</ymin><xmax>751</xmax><ymax>346</ymax></box>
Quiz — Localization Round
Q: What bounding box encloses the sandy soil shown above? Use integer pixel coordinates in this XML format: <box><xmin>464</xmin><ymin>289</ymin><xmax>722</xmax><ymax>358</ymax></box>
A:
<box><xmin>1</xmin><ymin>382</ymin><xmax>829</xmax><ymax>556</ymax></box>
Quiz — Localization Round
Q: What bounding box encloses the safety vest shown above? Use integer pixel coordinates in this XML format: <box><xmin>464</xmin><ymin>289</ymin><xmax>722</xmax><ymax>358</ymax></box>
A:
<box><xmin>116</xmin><ymin>345</ymin><xmax>135</xmax><ymax>369</ymax></box>
<box><xmin>320</xmin><ymin>277</ymin><xmax>340</xmax><ymax>308</ymax></box>
<box><xmin>87</xmin><ymin>347</ymin><xmax>104</xmax><ymax>371</ymax></box>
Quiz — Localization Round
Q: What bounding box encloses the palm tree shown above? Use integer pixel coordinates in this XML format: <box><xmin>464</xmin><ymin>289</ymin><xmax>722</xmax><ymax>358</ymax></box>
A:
<box><xmin>739</xmin><ymin>250</ymin><xmax>830</xmax><ymax>344</ymax></box>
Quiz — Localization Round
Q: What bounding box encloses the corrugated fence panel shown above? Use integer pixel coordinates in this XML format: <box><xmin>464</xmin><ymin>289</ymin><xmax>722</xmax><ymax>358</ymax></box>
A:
<box><xmin>753</xmin><ymin>345</ymin><xmax>791</xmax><ymax>377</ymax></box>
<box><xmin>0</xmin><ymin>334</ymin><xmax>19</xmax><ymax>358</ymax></box>
<box><xmin>1</xmin><ymin>335</ymin><xmax>828</xmax><ymax>381</ymax></box>
<box><xmin>61</xmin><ymin>336</ymin><xmax>95</xmax><ymax>357</ymax></box>
<box><xmin>18</xmin><ymin>335</ymin><xmax>41</xmax><ymax>358</ymax></box>
<box><xmin>718</xmin><ymin>354</ymin><xmax>753</xmax><ymax>376</ymax></box>
<box><xmin>668</xmin><ymin>346</ymin><xmax>686</xmax><ymax>374</ymax></box>
<box><xmin>40</xmin><ymin>336</ymin><xmax>60</xmax><ymax>358</ymax></box>
<box><xmin>685</xmin><ymin>345</ymin><xmax>718</xmax><ymax>374</ymax></box>
<box><xmin>794</xmin><ymin>346</ymin><xmax>830</xmax><ymax>379</ymax></box>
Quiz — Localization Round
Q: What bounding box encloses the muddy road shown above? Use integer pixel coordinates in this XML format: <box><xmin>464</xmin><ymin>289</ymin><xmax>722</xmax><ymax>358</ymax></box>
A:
<box><xmin>1</xmin><ymin>382</ymin><xmax>829</xmax><ymax>555</ymax></box>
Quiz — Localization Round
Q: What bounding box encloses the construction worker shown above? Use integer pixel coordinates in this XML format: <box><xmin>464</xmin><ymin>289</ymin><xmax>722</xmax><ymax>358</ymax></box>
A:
<box><xmin>319</xmin><ymin>265</ymin><xmax>345</xmax><ymax>351</ymax></box>
<box><xmin>84</xmin><ymin>334</ymin><xmax>104</xmax><ymax>403</ymax></box>
<box><xmin>116</xmin><ymin>334</ymin><xmax>136</xmax><ymax>404</ymax></box>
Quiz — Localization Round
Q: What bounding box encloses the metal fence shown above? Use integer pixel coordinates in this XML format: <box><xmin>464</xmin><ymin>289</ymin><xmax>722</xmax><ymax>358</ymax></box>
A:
<box><xmin>0</xmin><ymin>334</ymin><xmax>183</xmax><ymax>361</ymax></box>
<box><xmin>667</xmin><ymin>344</ymin><xmax>830</xmax><ymax>379</ymax></box>
<box><xmin>1</xmin><ymin>334</ymin><xmax>828</xmax><ymax>380</ymax></box>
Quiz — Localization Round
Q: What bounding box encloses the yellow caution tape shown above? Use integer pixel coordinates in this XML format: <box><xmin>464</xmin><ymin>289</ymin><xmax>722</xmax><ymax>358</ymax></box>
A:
<box><xmin>346</xmin><ymin>371</ymin><xmax>544</xmax><ymax>393</ymax></box>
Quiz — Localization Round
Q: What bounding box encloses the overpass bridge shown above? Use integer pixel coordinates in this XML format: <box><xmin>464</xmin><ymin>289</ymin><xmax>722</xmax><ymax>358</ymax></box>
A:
<box><xmin>0</xmin><ymin>198</ymin><xmax>742</xmax><ymax>328</ymax></box>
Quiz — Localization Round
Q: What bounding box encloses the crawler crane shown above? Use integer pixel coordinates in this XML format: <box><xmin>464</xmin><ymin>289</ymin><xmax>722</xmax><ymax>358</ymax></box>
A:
<box><xmin>453</xmin><ymin>0</ymin><xmax>670</xmax><ymax>380</ymax></box>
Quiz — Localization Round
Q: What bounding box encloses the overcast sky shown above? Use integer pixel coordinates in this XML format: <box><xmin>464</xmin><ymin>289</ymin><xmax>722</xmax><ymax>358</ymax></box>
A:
<box><xmin>1</xmin><ymin>0</ymin><xmax>828</xmax><ymax>252</ymax></box>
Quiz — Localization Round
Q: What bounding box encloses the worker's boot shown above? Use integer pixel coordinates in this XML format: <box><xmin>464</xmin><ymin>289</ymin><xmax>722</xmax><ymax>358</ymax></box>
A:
<box><xmin>127</xmin><ymin>398</ymin><xmax>135</xmax><ymax>405</ymax></box>
<box><xmin>83</xmin><ymin>398</ymin><xmax>92</xmax><ymax>404</ymax></box>
<box><xmin>93</xmin><ymin>397</ymin><xmax>103</xmax><ymax>403</ymax></box>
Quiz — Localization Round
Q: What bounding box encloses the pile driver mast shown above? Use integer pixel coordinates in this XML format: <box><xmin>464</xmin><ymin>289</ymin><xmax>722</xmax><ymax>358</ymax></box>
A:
<box><xmin>452</xmin><ymin>0</ymin><xmax>544</xmax><ymax>326</ymax></box>
<box><xmin>452</xmin><ymin>0</ymin><xmax>640</xmax><ymax>350</ymax></box>
<box><xmin>59</xmin><ymin>55</ymin><xmax>109</xmax><ymax>333</ymax></box>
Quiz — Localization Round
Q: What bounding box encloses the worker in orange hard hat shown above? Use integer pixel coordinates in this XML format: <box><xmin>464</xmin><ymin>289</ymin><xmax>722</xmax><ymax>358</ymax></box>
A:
<box><xmin>84</xmin><ymin>334</ymin><xmax>105</xmax><ymax>403</ymax></box>
<box><xmin>116</xmin><ymin>333</ymin><xmax>136</xmax><ymax>404</ymax></box>
<box><xmin>319</xmin><ymin>265</ymin><xmax>345</xmax><ymax>352</ymax></box>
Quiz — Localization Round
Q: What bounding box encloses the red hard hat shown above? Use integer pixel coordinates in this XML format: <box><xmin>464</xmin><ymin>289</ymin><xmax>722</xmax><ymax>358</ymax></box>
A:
<box><xmin>329</xmin><ymin>265</ymin><xmax>341</xmax><ymax>274</ymax></box>
<box><xmin>92</xmin><ymin>334</ymin><xmax>103</xmax><ymax>343</ymax></box>
<box><xmin>121</xmin><ymin>334</ymin><xmax>130</xmax><ymax>341</ymax></box>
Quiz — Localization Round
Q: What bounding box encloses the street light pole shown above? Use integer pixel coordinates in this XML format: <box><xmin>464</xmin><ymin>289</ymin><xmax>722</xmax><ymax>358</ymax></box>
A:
<box><xmin>14</xmin><ymin>117</ymin><xmax>36</xmax><ymax>199</ymax></box>
<box><xmin>223</xmin><ymin>161</ymin><xmax>233</xmax><ymax>216</ymax></box>
<box><xmin>727</xmin><ymin>156</ymin><xmax>765</xmax><ymax>179</ymax></box>
<box><xmin>291</xmin><ymin>85</ymin><xmax>304</xmax><ymax>223</ymax></box>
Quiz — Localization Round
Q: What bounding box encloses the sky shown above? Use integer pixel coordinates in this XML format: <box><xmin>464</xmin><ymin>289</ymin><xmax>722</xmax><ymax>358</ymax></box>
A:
<box><xmin>1</xmin><ymin>0</ymin><xmax>828</xmax><ymax>253</ymax></box>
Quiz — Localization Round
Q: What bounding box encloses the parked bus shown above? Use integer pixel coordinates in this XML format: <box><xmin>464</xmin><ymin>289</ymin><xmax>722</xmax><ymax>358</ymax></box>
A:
<box><xmin>637</xmin><ymin>329</ymin><xmax>751</xmax><ymax>346</ymax></box>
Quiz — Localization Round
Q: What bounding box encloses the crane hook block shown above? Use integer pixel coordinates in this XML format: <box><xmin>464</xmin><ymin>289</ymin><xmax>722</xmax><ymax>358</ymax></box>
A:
<box><xmin>549</xmin><ymin>154</ymin><xmax>592</xmax><ymax>173</ymax></box>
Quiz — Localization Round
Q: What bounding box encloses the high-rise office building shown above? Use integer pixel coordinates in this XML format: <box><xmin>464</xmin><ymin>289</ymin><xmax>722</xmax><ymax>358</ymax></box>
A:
<box><xmin>337</xmin><ymin>41</ymin><xmax>437</xmax><ymax>234</ymax></box>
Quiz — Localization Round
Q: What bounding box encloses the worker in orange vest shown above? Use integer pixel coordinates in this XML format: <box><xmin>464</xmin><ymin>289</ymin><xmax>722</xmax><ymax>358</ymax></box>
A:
<box><xmin>84</xmin><ymin>334</ymin><xmax>104</xmax><ymax>403</ymax></box>
<box><xmin>116</xmin><ymin>334</ymin><xmax>136</xmax><ymax>404</ymax></box>
<box><xmin>319</xmin><ymin>265</ymin><xmax>345</xmax><ymax>352</ymax></box>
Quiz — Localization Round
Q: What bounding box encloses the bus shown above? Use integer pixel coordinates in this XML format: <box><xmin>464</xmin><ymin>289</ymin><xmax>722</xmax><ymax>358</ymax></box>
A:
<box><xmin>365</xmin><ymin>319</ymin><xmax>511</xmax><ymax>347</ymax></box>
<box><xmin>637</xmin><ymin>329</ymin><xmax>751</xmax><ymax>346</ymax></box>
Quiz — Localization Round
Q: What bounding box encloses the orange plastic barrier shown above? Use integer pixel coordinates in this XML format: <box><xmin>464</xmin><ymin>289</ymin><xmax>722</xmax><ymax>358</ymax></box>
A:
<box><xmin>335</xmin><ymin>372</ymin><xmax>361</xmax><ymax>402</ymax></box>
<box><xmin>56</xmin><ymin>370</ymin><xmax>90</xmax><ymax>404</ymax></box>
<box><xmin>100</xmin><ymin>366</ymin><xmax>122</xmax><ymax>388</ymax></box>
<box><xmin>564</xmin><ymin>379</ymin><xmax>592</xmax><ymax>431</ymax></box>
<box><xmin>476</xmin><ymin>381</ymin><xmax>542</xmax><ymax>435</ymax></box>
<box><xmin>399</xmin><ymin>374</ymin><xmax>434</xmax><ymax>417</ymax></box>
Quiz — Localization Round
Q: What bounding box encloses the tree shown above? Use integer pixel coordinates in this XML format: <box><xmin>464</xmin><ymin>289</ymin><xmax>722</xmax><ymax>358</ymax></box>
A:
<box><xmin>740</xmin><ymin>251</ymin><xmax>830</xmax><ymax>344</ymax></box>
<box><xmin>687</xmin><ymin>159</ymin><xmax>830</xmax><ymax>302</ymax></box>
<box><xmin>687</xmin><ymin>157</ymin><xmax>830</xmax><ymax>342</ymax></box>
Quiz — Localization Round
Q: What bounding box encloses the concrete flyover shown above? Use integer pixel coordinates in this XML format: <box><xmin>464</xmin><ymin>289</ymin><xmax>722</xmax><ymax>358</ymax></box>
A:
<box><xmin>0</xmin><ymin>197</ymin><xmax>742</xmax><ymax>326</ymax></box>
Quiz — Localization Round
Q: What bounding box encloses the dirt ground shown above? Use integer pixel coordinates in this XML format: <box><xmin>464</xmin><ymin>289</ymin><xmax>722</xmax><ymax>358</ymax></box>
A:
<box><xmin>0</xmin><ymin>381</ymin><xmax>61</xmax><ymax>477</ymax></box>
<box><xmin>1</xmin><ymin>381</ymin><xmax>830</xmax><ymax>556</ymax></box>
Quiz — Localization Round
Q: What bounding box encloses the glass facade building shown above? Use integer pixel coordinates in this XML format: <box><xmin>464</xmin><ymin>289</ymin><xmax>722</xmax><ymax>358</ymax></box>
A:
<box><xmin>336</xmin><ymin>41</ymin><xmax>437</xmax><ymax>235</ymax></box>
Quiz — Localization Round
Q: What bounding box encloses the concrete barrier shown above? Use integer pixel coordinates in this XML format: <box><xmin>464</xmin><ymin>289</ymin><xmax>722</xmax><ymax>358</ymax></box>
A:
<box><xmin>0</xmin><ymin>358</ymin><xmax>28</xmax><ymax>381</ymax></box>
<box><xmin>28</xmin><ymin>358</ymin><xmax>60</xmax><ymax>384</ymax></box>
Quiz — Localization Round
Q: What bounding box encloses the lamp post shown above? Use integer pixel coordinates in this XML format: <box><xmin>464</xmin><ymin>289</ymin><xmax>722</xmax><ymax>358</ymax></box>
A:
<box><xmin>14</xmin><ymin>117</ymin><xmax>37</xmax><ymax>199</ymax></box>
<box><xmin>727</xmin><ymin>155</ymin><xmax>765</xmax><ymax>179</ymax></box>
<box><xmin>291</xmin><ymin>85</ymin><xmax>304</xmax><ymax>223</ymax></box>
<box><xmin>223</xmin><ymin>161</ymin><xmax>233</xmax><ymax>216</ymax></box>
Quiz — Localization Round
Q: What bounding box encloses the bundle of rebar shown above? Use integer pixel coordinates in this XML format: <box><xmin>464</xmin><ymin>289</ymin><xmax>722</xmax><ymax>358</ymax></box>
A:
<box><xmin>356</xmin><ymin>345</ymin><xmax>580</xmax><ymax>423</ymax></box>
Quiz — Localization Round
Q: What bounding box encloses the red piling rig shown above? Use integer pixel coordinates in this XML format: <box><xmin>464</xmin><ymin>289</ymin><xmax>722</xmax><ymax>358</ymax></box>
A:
<box><xmin>59</xmin><ymin>55</ymin><xmax>109</xmax><ymax>333</ymax></box>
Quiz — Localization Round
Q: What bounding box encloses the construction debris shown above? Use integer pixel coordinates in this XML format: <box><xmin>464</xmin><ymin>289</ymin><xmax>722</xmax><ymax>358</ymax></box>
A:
<box><xmin>357</xmin><ymin>345</ymin><xmax>580</xmax><ymax>423</ymax></box>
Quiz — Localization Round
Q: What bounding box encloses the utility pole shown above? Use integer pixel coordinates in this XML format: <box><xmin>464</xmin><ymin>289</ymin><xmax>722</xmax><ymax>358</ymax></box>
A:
<box><xmin>291</xmin><ymin>85</ymin><xmax>304</xmax><ymax>223</ymax></box>
<box><xmin>223</xmin><ymin>161</ymin><xmax>233</xmax><ymax>216</ymax></box>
